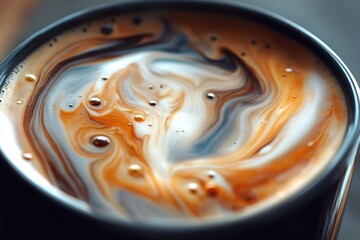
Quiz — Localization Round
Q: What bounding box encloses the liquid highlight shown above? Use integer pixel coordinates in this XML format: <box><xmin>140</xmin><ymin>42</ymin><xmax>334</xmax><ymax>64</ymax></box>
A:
<box><xmin>0</xmin><ymin>11</ymin><xmax>348</xmax><ymax>221</ymax></box>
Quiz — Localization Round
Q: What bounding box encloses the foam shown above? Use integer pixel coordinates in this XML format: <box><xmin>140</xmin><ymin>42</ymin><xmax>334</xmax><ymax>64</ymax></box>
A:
<box><xmin>0</xmin><ymin>10</ymin><xmax>348</xmax><ymax>222</ymax></box>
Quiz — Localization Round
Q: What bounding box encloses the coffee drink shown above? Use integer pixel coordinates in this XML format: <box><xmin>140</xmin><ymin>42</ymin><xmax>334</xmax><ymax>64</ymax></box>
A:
<box><xmin>0</xmin><ymin>10</ymin><xmax>348</xmax><ymax>222</ymax></box>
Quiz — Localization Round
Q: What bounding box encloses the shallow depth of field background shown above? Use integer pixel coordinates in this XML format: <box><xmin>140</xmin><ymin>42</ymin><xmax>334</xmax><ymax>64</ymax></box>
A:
<box><xmin>6</xmin><ymin>0</ymin><xmax>360</xmax><ymax>239</ymax></box>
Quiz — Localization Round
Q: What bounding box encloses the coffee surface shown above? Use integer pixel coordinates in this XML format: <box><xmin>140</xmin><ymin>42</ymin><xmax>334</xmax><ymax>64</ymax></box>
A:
<box><xmin>0</xmin><ymin>11</ymin><xmax>348</xmax><ymax>221</ymax></box>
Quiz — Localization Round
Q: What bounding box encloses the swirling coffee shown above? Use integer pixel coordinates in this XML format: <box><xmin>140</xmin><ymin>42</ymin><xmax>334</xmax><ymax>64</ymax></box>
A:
<box><xmin>0</xmin><ymin>11</ymin><xmax>347</xmax><ymax>222</ymax></box>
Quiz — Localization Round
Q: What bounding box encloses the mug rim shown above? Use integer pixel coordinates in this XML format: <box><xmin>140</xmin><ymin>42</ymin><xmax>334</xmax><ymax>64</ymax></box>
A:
<box><xmin>0</xmin><ymin>0</ymin><xmax>359</xmax><ymax>234</ymax></box>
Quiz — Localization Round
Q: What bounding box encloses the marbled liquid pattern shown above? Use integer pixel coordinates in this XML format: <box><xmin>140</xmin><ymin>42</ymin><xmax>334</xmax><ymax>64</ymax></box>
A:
<box><xmin>0</xmin><ymin>11</ymin><xmax>348</xmax><ymax>221</ymax></box>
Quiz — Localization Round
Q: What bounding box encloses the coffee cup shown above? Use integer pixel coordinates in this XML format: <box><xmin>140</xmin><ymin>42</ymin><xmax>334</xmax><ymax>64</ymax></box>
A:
<box><xmin>0</xmin><ymin>1</ymin><xmax>359</xmax><ymax>239</ymax></box>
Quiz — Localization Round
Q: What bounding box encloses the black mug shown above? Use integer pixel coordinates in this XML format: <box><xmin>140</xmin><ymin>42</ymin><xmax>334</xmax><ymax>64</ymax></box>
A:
<box><xmin>0</xmin><ymin>1</ymin><xmax>359</xmax><ymax>239</ymax></box>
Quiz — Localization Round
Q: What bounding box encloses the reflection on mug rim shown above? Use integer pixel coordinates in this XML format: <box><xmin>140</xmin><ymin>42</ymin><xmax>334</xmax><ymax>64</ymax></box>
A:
<box><xmin>0</xmin><ymin>0</ymin><xmax>359</xmax><ymax>232</ymax></box>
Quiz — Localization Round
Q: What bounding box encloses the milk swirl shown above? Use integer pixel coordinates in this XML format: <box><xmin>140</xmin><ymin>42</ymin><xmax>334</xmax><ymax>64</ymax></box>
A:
<box><xmin>0</xmin><ymin>11</ymin><xmax>347</xmax><ymax>221</ymax></box>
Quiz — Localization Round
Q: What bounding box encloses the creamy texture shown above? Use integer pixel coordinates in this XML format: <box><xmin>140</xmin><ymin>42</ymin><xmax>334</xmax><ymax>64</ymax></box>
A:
<box><xmin>0</xmin><ymin>11</ymin><xmax>348</xmax><ymax>221</ymax></box>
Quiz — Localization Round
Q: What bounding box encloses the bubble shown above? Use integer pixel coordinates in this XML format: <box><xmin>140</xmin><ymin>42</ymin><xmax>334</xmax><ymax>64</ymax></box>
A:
<box><xmin>22</xmin><ymin>153</ymin><xmax>32</xmax><ymax>160</ymax></box>
<box><xmin>285</xmin><ymin>68</ymin><xmax>293</xmax><ymax>73</ymax></box>
<box><xmin>293</xmin><ymin>95</ymin><xmax>297</xmax><ymax>98</ymax></box>
<box><xmin>149</xmin><ymin>100</ymin><xmax>157</xmax><ymax>106</ymax></box>
<box><xmin>16</xmin><ymin>100</ymin><xmax>22</xmax><ymax>104</ymax></box>
<box><xmin>69</xmin><ymin>103</ymin><xmax>74</xmax><ymax>107</ymax></box>
<box><xmin>149</xmin><ymin>85</ymin><xmax>154</xmax><ymax>90</ymax></box>
<box><xmin>307</xmin><ymin>141</ymin><xmax>315</xmax><ymax>147</ymax></box>
<box><xmin>188</xmin><ymin>183</ymin><xmax>199</xmax><ymax>194</ymax></box>
<box><xmin>25</xmin><ymin>74</ymin><xmax>37</xmax><ymax>82</ymax></box>
<box><xmin>128</xmin><ymin>164</ymin><xmax>143</xmax><ymax>177</ymax></box>
<box><xmin>207</xmin><ymin>171</ymin><xmax>216</xmax><ymax>179</ymax></box>
<box><xmin>134</xmin><ymin>114</ymin><xmax>145</xmax><ymax>122</ymax></box>
<box><xmin>89</xmin><ymin>97</ymin><xmax>101</xmax><ymax>106</ymax></box>
<box><xmin>91</xmin><ymin>135</ymin><xmax>110</xmax><ymax>147</ymax></box>
<box><xmin>205</xmin><ymin>182</ymin><xmax>218</xmax><ymax>197</ymax></box>
<box><xmin>242</xmin><ymin>190</ymin><xmax>257</xmax><ymax>201</ymax></box>
<box><xmin>127</xmin><ymin>122</ymin><xmax>132</xmax><ymax>126</ymax></box>
<box><xmin>206</xmin><ymin>92</ymin><xmax>216</xmax><ymax>100</ymax></box>
<box><xmin>100</xmin><ymin>24</ymin><xmax>114</xmax><ymax>35</ymax></box>
<box><xmin>210</xmin><ymin>35</ymin><xmax>218</xmax><ymax>42</ymax></box>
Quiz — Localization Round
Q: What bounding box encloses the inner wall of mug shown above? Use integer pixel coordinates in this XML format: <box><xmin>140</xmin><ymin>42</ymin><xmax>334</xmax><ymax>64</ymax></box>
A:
<box><xmin>0</xmin><ymin>0</ymin><xmax>359</xmax><ymax>228</ymax></box>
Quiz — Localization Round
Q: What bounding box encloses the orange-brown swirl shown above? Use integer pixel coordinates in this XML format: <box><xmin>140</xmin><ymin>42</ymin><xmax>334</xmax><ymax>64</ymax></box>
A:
<box><xmin>0</xmin><ymin>11</ymin><xmax>348</xmax><ymax>220</ymax></box>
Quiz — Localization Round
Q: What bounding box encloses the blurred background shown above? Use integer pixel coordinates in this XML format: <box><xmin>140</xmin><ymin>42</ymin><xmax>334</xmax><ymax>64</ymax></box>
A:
<box><xmin>1</xmin><ymin>0</ymin><xmax>359</xmax><ymax>239</ymax></box>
